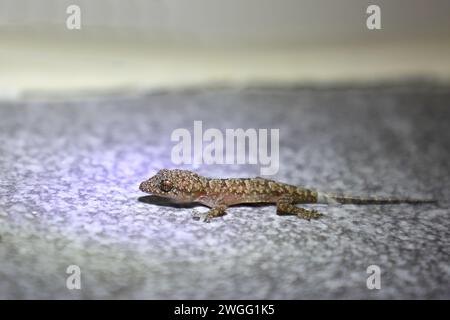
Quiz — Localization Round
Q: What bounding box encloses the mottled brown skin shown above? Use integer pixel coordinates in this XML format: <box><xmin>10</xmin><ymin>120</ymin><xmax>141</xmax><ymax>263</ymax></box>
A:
<box><xmin>139</xmin><ymin>169</ymin><xmax>436</xmax><ymax>222</ymax></box>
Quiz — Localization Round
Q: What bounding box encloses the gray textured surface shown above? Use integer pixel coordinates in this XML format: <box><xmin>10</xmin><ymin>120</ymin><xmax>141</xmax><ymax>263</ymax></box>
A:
<box><xmin>0</xmin><ymin>87</ymin><xmax>449</xmax><ymax>299</ymax></box>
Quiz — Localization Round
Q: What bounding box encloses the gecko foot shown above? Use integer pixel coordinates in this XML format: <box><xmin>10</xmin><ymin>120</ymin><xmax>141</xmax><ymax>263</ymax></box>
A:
<box><xmin>277</xmin><ymin>198</ymin><xmax>323</xmax><ymax>221</ymax></box>
<box><xmin>191</xmin><ymin>209</ymin><xmax>214</xmax><ymax>223</ymax></box>
<box><xmin>297</xmin><ymin>209</ymin><xmax>323</xmax><ymax>221</ymax></box>
<box><xmin>192</xmin><ymin>205</ymin><xmax>228</xmax><ymax>223</ymax></box>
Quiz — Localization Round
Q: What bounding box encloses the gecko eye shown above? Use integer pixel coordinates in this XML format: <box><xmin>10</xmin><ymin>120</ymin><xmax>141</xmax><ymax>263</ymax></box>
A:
<box><xmin>159</xmin><ymin>179</ymin><xmax>173</xmax><ymax>192</ymax></box>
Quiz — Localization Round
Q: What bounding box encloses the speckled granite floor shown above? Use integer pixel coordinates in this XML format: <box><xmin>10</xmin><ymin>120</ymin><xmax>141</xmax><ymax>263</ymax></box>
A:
<box><xmin>0</xmin><ymin>86</ymin><xmax>449</xmax><ymax>299</ymax></box>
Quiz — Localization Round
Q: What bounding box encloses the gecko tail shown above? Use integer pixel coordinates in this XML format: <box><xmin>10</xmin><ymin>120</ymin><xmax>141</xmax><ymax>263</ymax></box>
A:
<box><xmin>316</xmin><ymin>192</ymin><xmax>438</xmax><ymax>205</ymax></box>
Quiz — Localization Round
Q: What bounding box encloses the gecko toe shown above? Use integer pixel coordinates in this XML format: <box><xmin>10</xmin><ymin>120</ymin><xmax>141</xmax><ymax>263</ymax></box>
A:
<box><xmin>311</xmin><ymin>210</ymin><xmax>323</xmax><ymax>219</ymax></box>
<box><xmin>297</xmin><ymin>209</ymin><xmax>323</xmax><ymax>220</ymax></box>
<box><xmin>192</xmin><ymin>209</ymin><xmax>206</xmax><ymax>221</ymax></box>
<box><xmin>192</xmin><ymin>211</ymin><xmax>213</xmax><ymax>223</ymax></box>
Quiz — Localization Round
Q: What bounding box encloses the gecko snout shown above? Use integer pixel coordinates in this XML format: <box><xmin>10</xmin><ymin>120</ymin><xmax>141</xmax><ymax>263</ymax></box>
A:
<box><xmin>139</xmin><ymin>180</ymin><xmax>150</xmax><ymax>193</ymax></box>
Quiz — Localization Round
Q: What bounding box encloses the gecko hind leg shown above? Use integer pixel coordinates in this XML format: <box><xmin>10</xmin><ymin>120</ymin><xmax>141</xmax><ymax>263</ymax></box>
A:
<box><xmin>276</xmin><ymin>197</ymin><xmax>323</xmax><ymax>221</ymax></box>
<box><xmin>193</xmin><ymin>204</ymin><xmax>228</xmax><ymax>223</ymax></box>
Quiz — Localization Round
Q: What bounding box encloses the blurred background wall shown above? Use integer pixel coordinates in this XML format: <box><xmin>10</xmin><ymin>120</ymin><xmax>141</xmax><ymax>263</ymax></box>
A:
<box><xmin>1</xmin><ymin>0</ymin><xmax>450</xmax><ymax>99</ymax></box>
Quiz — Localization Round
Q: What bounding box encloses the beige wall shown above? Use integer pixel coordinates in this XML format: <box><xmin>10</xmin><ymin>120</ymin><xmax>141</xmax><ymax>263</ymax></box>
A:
<box><xmin>1</xmin><ymin>0</ymin><xmax>450</xmax><ymax>99</ymax></box>
<box><xmin>1</xmin><ymin>0</ymin><xmax>449</xmax><ymax>46</ymax></box>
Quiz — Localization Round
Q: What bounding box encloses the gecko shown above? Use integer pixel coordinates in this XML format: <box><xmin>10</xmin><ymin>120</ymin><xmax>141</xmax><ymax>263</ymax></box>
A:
<box><xmin>139</xmin><ymin>169</ymin><xmax>437</xmax><ymax>222</ymax></box>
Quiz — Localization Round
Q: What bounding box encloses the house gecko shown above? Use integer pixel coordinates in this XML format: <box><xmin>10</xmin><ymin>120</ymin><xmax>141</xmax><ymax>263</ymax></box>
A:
<box><xmin>139</xmin><ymin>169</ymin><xmax>436</xmax><ymax>222</ymax></box>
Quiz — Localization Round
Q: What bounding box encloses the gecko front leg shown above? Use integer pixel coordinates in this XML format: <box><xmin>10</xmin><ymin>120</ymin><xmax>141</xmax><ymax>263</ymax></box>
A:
<box><xmin>276</xmin><ymin>196</ymin><xmax>322</xmax><ymax>221</ymax></box>
<box><xmin>193</xmin><ymin>204</ymin><xmax>228</xmax><ymax>223</ymax></box>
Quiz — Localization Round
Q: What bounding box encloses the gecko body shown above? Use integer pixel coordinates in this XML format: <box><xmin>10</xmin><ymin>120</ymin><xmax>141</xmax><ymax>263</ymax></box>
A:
<box><xmin>139</xmin><ymin>169</ymin><xmax>436</xmax><ymax>222</ymax></box>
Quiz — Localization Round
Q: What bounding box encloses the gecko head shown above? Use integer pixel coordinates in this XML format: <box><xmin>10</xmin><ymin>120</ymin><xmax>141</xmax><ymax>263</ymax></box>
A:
<box><xmin>139</xmin><ymin>169</ymin><xmax>205</xmax><ymax>202</ymax></box>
